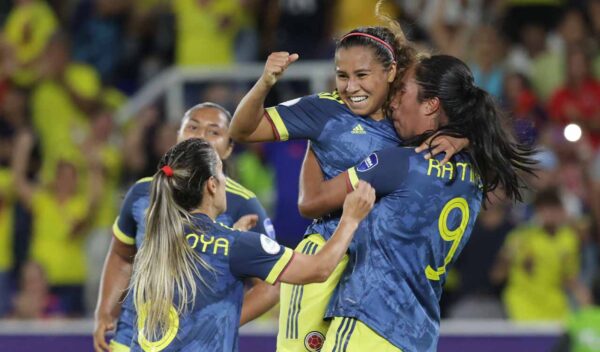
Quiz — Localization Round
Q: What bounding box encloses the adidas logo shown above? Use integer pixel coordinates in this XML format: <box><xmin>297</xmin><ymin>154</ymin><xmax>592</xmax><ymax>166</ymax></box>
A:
<box><xmin>351</xmin><ymin>124</ymin><xmax>366</xmax><ymax>134</ymax></box>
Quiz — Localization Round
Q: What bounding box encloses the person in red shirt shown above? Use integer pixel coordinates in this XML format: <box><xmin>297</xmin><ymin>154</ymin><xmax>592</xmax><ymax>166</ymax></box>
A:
<box><xmin>548</xmin><ymin>44</ymin><xmax>600</xmax><ymax>148</ymax></box>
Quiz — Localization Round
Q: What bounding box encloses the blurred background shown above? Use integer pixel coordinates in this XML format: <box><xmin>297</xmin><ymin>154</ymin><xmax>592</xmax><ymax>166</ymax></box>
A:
<box><xmin>0</xmin><ymin>0</ymin><xmax>600</xmax><ymax>351</ymax></box>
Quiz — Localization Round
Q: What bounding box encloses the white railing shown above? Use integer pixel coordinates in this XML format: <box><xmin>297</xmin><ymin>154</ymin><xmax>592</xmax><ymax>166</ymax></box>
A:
<box><xmin>115</xmin><ymin>61</ymin><xmax>334</xmax><ymax>125</ymax></box>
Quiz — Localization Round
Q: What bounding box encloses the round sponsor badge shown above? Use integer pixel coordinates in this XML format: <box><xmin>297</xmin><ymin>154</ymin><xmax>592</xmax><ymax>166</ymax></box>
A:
<box><xmin>304</xmin><ymin>331</ymin><xmax>325</xmax><ymax>352</ymax></box>
<box><xmin>356</xmin><ymin>153</ymin><xmax>378</xmax><ymax>172</ymax></box>
<box><xmin>260</xmin><ymin>234</ymin><xmax>281</xmax><ymax>255</ymax></box>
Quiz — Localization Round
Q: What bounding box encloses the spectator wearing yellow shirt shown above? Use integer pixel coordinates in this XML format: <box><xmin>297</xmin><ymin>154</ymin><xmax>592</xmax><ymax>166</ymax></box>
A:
<box><xmin>173</xmin><ymin>0</ymin><xmax>246</xmax><ymax>66</ymax></box>
<box><xmin>0</xmin><ymin>83</ymin><xmax>28</xmax><ymax>317</ymax></box>
<box><xmin>82</xmin><ymin>109</ymin><xmax>122</xmax><ymax>314</ymax></box>
<box><xmin>492</xmin><ymin>187</ymin><xmax>590</xmax><ymax>321</ymax></box>
<box><xmin>1</xmin><ymin>0</ymin><xmax>58</xmax><ymax>87</ymax></box>
<box><xmin>0</xmin><ymin>169</ymin><xmax>14</xmax><ymax>317</ymax></box>
<box><xmin>333</xmin><ymin>0</ymin><xmax>399</xmax><ymax>37</ymax></box>
<box><xmin>30</xmin><ymin>32</ymin><xmax>103</xmax><ymax>182</ymax></box>
<box><xmin>11</xmin><ymin>129</ymin><xmax>104</xmax><ymax>316</ymax></box>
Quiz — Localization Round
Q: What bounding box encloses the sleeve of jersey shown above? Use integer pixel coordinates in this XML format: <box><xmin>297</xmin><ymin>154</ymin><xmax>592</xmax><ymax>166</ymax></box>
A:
<box><xmin>244</xmin><ymin>197</ymin><xmax>277</xmax><ymax>240</ymax></box>
<box><xmin>112</xmin><ymin>185</ymin><xmax>139</xmax><ymax>246</ymax></box>
<box><xmin>263</xmin><ymin>95</ymin><xmax>328</xmax><ymax>141</ymax></box>
<box><xmin>229</xmin><ymin>232</ymin><xmax>294</xmax><ymax>285</ymax></box>
<box><xmin>345</xmin><ymin>147</ymin><xmax>408</xmax><ymax>196</ymax></box>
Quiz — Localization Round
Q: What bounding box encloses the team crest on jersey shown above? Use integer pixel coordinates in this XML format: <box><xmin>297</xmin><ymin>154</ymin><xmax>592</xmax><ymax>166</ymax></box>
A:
<box><xmin>304</xmin><ymin>331</ymin><xmax>325</xmax><ymax>352</ymax></box>
<box><xmin>260</xmin><ymin>234</ymin><xmax>280</xmax><ymax>255</ymax></box>
<box><xmin>356</xmin><ymin>153</ymin><xmax>378</xmax><ymax>172</ymax></box>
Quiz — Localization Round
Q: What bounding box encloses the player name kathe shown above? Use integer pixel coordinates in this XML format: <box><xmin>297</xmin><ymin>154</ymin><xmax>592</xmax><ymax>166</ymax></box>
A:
<box><xmin>427</xmin><ymin>159</ymin><xmax>480</xmax><ymax>184</ymax></box>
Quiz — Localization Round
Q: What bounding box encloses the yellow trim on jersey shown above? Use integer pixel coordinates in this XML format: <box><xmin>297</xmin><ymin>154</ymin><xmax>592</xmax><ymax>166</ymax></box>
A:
<box><xmin>217</xmin><ymin>221</ymin><xmax>237</xmax><ymax>231</ymax></box>
<box><xmin>348</xmin><ymin>167</ymin><xmax>359</xmax><ymax>190</ymax></box>
<box><xmin>226</xmin><ymin>178</ymin><xmax>256</xmax><ymax>199</ymax></box>
<box><xmin>318</xmin><ymin>90</ymin><xmax>344</xmax><ymax>104</ymax></box>
<box><xmin>226</xmin><ymin>177</ymin><xmax>255</xmax><ymax>195</ymax></box>
<box><xmin>305</xmin><ymin>232</ymin><xmax>326</xmax><ymax>246</ymax></box>
<box><xmin>135</xmin><ymin>177</ymin><xmax>153</xmax><ymax>184</ymax></box>
<box><xmin>112</xmin><ymin>218</ymin><xmax>135</xmax><ymax>245</ymax></box>
<box><xmin>322</xmin><ymin>317</ymin><xmax>403</xmax><ymax>352</ymax></box>
<box><xmin>265</xmin><ymin>247</ymin><xmax>294</xmax><ymax>284</ymax></box>
<box><xmin>265</xmin><ymin>107</ymin><xmax>290</xmax><ymax>141</ymax></box>
<box><xmin>109</xmin><ymin>340</ymin><xmax>131</xmax><ymax>352</ymax></box>
<box><xmin>226</xmin><ymin>186</ymin><xmax>252</xmax><ymax>200</ymax></box>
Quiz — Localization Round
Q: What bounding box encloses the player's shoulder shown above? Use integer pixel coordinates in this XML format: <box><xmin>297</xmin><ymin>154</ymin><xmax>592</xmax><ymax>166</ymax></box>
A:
<box><xmin>225</xmin><ymin>177</ymin><xmax>256</xmax><ymax>201</ymax></box>
<box><xmin>281</xmin><ymin>90</ymin><xmax>346</xmax><ymax>108</ymax></box>
<box><xmin>131</xmin><ymin>176</ymin><xmax>153</xmax><ymax>191</ymax></box>
<box><xmin>316</xmin><ymin>90</ymin><xmax>345</xmax><ymax>105</ymax></box>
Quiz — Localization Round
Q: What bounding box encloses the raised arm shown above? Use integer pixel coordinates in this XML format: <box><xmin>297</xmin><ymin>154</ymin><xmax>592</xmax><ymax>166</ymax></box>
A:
<box><xmin>279</xmin><ymin>182</ymin><xmax>374</xmax><ymax>284</ymax></box>
<box><xmin>298</xmin><ymin>144</ymin><xmax>349</xmax><ymax>218</ymax></box>
<box><xmin>93</xmin><ymin>238</ymin><xmax>136</xmax><ymax>352</ymax></box>
<box><xmin>11</xmin><ymin>129</ymin><xmax>36</xmax><ymax>210</ymax></box>
<box><xmin>230</xmin><ymin>52</ymin><xmax>298</xmax><ymax>142</ymax></box>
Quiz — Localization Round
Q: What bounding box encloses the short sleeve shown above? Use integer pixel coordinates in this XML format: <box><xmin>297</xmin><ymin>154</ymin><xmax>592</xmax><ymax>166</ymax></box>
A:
<box><xmin>225</xmin><ymin>178</ymin><xmax>276</xmax><ymax>239</ymax></box>
<box><xmin>346</xmin><ymin>147</ymin><xmax>409</xmax><ymax>196</ymax></box>
<box><xmin>229</xmin><ymin>232</ymin><xmax>294</xmax><ymax>284</ymax></box>
<box><xmin>113</xmin><ymin>183</ymin><xmax>145</xmax><ymax>245</ymax></box>
<box><xmin>243</xmin><ymin>197</ymin><xmax>276</xmax><ymax>240</ymax></box>
<box><xmin>264</xmin><ymin>94</ymin><xmax>332</xmax><ymax>141</ymax></box>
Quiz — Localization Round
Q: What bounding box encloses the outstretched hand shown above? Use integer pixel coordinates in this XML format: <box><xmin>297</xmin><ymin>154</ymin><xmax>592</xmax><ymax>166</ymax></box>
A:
<box><xmin>260</xmin><ymin>52</ymin><xmax>299</xmax><ymax>87</ymax></box>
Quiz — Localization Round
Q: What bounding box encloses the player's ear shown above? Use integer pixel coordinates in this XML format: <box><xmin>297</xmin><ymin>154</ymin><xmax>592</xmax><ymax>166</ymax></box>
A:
<box><xmin>221</xmin><ymin>140</ymin><xmax>234</xmax><ymax>160</ymax></box>
<box><xmin>387</xmin><ymin>62</ymin><xmax>397</xmax><ymax>83</ymax></box>
<box><xmin>424</xmin><ymin>97</ymin><xmax>440</xmax><ymax>116</ymax></box>
<box><xmin>206</xmin><ymin>176</ymin><xmax>218</xmax><ymax>197</ymax></box>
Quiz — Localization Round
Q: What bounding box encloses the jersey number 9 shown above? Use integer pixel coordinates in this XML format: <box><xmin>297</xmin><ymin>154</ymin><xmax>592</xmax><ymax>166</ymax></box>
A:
<box><xmin>425</xmin><ymin>197</ymin><xmax>469</xmax><ymax>281</ymax></box>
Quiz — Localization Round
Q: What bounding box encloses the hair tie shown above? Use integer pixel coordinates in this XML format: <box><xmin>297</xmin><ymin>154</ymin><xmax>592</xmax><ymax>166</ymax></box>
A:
<box><xmin>340</xmin><ymin>32</ymin><xmax>395</xmax><ymax>61</ymax></box>
<box><xmin>161</xmin><ymin>165</ymin><xmax>174</xmax><ymax>177</ymax></box>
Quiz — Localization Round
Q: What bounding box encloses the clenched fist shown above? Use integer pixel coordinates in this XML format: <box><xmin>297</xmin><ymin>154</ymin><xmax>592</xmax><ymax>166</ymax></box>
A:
<box><xmin>259</xmin><ymin>52</ymin><xmax>300</xmax><ymax>87</ymax></box>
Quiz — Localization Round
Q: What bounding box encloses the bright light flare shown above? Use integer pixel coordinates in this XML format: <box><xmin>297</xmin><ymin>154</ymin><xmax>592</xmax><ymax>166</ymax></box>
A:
<box><xmin>564</xmin><ymin>123</ymin><xmax>582</xmax><ymax>142</ymax></box>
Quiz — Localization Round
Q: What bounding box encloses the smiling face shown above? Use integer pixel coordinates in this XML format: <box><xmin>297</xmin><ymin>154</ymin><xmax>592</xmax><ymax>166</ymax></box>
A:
<box><xmin>335</xmin><ymin>46</ymin><xmax>395</xmax><ymax>120</ymax></box>
<box><xmin>390</xmin><ymin>66</ymin><xmax>440</xmax><ymax>139</ymax></box>
<box><xmin>178</xmin><ymin>107</ymin><xmax>233</xmax><ymax>160</ymax></box>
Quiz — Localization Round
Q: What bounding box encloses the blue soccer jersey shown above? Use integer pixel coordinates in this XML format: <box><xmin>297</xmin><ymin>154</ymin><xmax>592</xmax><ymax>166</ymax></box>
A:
<box><xmin>265</xmin><ymin>91</ymin><xmax>400</xmax><ymax>238</ymax></box>
<box><xmin>129</xmin><ymin>213</ymin><xmax>293</xmax><ymax>352</ymax></box>
<box><xmin>113</xmin><ymin>177</ymin><xmax>275</xmax><ymax>249</ymax></box>
<box><xmin>110</xmin><ymin>176</ymin><xmax>275</xmax><ymax>348</ymax></box>
<box><xmin>326</xmin><ymin>147</ymin><xmax>483</xmax><ymax>352</ymax></box>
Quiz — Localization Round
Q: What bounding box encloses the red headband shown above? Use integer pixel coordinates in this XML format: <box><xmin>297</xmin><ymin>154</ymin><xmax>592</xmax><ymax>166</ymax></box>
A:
<box><xmin>161</xmin><ymin>165</ymin><xmax>174</xmax><ymax>177</ymax></box>
<box><xmin>340</xmin><ymin>32</ymin><xmax>395</xmax><ymax>61</ymax></box>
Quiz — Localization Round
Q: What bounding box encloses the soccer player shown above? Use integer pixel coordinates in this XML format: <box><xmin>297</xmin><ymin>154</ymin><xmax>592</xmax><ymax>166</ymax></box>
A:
<box><xmin>93</xmin><ymin>103</ymin><xmax>277</xmax><ymax>352</ymax></box>
<box><xmin>129</xmin><ymin>138</ymin><xmax>375</xmax><ymax>351</ymax></box>
<box><xmin>230</xmin><ymin>25</ymin><xmax>467</xmax><ymax>351</ymax></box>
<box><xmin>300</xmin><ymin>55</ymin><xmax>537</xmax><ymax>351</ymax></box>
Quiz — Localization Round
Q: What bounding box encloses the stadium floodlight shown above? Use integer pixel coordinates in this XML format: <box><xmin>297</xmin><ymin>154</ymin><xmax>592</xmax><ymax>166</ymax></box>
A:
<box><xmin>563</xmin><ymin>123</ymin><xmax>582</xmax><ymax>142</ymax></box>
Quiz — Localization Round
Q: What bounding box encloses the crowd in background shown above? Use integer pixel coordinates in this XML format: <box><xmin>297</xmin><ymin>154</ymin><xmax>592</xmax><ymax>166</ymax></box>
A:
<box><xmin>0</xmin><ymin>0</ymin><xmax>599</xmax><ymax>335</ymax></box>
